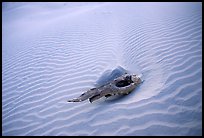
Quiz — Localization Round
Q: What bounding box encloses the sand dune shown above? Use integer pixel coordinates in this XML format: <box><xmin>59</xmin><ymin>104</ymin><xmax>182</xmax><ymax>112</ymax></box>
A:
<box><xmin>2</xmin><ymin>2</ymin><xmax>202</xmax><ymax>136</ymax></box>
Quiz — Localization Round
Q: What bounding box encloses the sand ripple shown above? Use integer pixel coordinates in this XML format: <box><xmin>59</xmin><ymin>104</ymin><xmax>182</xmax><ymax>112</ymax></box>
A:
<box><xmin>2</xmin><ymin>2</ymin><xmax>202</xmax><ymax>136</ymax></box>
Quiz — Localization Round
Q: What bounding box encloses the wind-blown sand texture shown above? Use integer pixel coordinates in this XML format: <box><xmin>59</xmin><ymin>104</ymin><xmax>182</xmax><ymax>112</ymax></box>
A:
<box><xmin>2</xmin><ymin>2</ymin><xmax>202</xmax><ymax>136</ymax></box>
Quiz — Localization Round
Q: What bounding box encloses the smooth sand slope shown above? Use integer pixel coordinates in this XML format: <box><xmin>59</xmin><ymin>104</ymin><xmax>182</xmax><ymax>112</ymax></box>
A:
<box><xmin>2</xmin><ymin>2</ymin><xmax>202</xmax><ymax>136</ymax></box>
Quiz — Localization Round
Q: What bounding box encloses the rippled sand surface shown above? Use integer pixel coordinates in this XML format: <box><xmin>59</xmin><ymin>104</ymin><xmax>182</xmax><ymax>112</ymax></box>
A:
<box><xmin>2</xmin><ymin>2</ymin><xmax>202</xmax><ymax>136</ymax></box>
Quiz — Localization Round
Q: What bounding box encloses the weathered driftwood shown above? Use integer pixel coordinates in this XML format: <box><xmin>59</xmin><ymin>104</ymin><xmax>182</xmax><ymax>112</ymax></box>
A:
<box><xmin>67</xmin><ymin>74</ymin><xmax>142</xmax><ymax>103</ymax></box>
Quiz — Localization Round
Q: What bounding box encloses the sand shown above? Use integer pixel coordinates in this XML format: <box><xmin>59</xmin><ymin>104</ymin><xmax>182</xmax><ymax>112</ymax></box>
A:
<box><xmin>2</xmin><ymin>2</ymin><xmax>202</xmax><ymax>136</ymax></box>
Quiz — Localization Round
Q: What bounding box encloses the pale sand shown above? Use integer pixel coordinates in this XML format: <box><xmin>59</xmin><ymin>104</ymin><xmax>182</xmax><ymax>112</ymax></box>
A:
<box><xmin>2</xmin><ymin>2</ymin><xmax>202</xmax><ymax>136</ymax></box>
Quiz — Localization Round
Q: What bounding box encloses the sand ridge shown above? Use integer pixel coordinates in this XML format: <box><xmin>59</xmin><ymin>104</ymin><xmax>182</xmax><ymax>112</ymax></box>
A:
<box><xmin>2</xmin><ymin>2</ymin><xmax>202</xmax><ymax>136</ymax></box>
